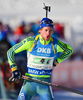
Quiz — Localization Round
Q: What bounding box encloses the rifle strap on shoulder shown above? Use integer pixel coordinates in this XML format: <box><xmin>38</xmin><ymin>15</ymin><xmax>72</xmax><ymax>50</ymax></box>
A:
<box><xmin>51</xmin><ymin>37</ymin><xmax>55</xmax><ymax>54</ymax></box>
<box><xmin>30</xmin><ymin>35</ymin><xmax>39</xmax><ymax>52</ymax></box>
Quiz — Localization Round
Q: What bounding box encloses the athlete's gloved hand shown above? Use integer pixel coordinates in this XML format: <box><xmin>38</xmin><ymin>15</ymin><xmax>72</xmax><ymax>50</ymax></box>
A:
<box><xmin>9</xmin><ymin>70</ymin><xmax>21</xmax><ymax>82</ymax></box>
<box><xmin>53</xmin><ymin>59</ymin><xmax>59</xmax><ymax>67</ymax></box>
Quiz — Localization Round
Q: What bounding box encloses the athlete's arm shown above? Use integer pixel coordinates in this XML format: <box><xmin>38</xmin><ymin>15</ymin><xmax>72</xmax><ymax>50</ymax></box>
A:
<box><xmin>54</xmin><ymin>40</ymin><xmax>73</xmax><ymax>65</ymax></box>
<box><xmin>7</xmin><ymin>37</ymin><xmax>34</xmax><ymax>71</ymax></box>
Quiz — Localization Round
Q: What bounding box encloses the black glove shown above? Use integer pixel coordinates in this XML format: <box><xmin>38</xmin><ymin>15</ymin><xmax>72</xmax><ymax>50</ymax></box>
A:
<box><xmin>53</xmin><ymin>59</ymin><xmax>59</xmax><ymax>67</ymax></box>
<box><xmin>9</xmin><ymin>70</ymin><xmax>21</xmax><ymax>82</ymax></box>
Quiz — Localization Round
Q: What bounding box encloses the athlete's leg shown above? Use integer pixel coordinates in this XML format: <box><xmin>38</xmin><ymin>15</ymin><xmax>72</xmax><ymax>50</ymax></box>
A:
<box><xmin>37</xmin><ymin>83</ymin><xmax>54</xmax><ymax>100</ymax></box>
<box><xmin>36</xmin><ymin>77</ymin><xmax>54</xmax><ymax>100</ymax></box>
<box><xmin>18</xmin><ymin>80</ymin><xmax>36</xmax><ymax>100</ymax></box>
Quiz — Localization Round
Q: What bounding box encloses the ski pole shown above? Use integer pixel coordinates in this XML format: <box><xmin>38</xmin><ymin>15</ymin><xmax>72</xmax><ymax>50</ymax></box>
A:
<box><xmin>22</xmin><ymin>75</ymin><xmax>83</xmax><ymax>95</ymax></box>
<box><xmin>9</xmin><ymin>75</ymin><xmax>83</xmax><ymax>95</ymax></box>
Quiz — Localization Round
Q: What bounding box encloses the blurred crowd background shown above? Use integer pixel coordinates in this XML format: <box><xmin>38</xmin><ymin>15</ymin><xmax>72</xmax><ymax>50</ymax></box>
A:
<box><xmin>0</xmin><ymin>0</ymin><xmax>83</xmax><ymax>100</ymax></box>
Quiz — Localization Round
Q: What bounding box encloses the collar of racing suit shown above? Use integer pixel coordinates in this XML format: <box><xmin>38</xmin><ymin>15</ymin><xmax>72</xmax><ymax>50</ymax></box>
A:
<box><xmin>39</xmin><ymin>35</ymin><xmax>51</xmax><ymax>45</ymax></box>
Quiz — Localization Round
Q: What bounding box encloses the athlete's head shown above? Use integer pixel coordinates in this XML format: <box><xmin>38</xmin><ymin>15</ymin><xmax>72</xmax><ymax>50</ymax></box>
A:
<box><xmin>39</xmin><ymin>18</ymin><xmax>54</xmax><ymax>41</ymax></box>
<box><xmin>39</xmin><ymin>17</ymin><xmax>53</xmax><ymax>30</ymax></box>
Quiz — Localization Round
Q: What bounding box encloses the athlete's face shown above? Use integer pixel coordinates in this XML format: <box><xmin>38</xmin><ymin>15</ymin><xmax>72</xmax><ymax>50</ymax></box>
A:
<box><xmin>39</xmin><ymin>27</ymin><xmax>53</xmax><ymax>41</ymax></box>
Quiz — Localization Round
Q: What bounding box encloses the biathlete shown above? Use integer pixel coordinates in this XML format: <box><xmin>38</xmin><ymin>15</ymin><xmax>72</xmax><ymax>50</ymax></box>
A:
<box><xmin>7</xmin><ymin>17</ymin><xmax>73</xmax><ymax>100</ymax></box>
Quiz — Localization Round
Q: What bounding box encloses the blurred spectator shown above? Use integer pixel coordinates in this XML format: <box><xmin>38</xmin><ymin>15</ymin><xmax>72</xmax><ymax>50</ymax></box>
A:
<box><xmin>52</xmin><ymin>24</ymin><xmax>58</xmax><ymax>38</ymax></box>
<box><xmin>4</xmin><ymin>23</ymin><xmax>17</xmax><ymax>46</ymax></box>
<box><xmin>0</xmin><ymin>21</ymin><xmax>12</xmax><ymax>90</ymax></box>
<box><xmin>14</xmin><ymin>21</ymin><xmax>25</xmax><ymax>36</ymax></box>
<box><xmin>0</xmin><ymin>22</ymin><xmax>7</xmax><ymax>41</ymax></box>
<box><xmin>4</xmin><ymin>24</ymin><xmax>13</xmax><ymax>35</ymax></box>
<box><xmin>23</xmin><ymin>22</ymin><xmax>34</xmax><ymax>35</ymax></box>
<box><xmin>19</xmin><ymin>22</ymin><xmax>35</xmax><ymax>41</ymax></box>
<box><xmin>0</xmin><ymin>21</ymin><xmax>12</xmax><ymax>59</ymax></box>
<box><xmin>54</xmin><ymin>23</ymin><xmax>64</xmax><ymax>39</ymax></box>
<box><xmin>32</xmin><ymin>21</ymin><xmax>40</xmax><ymax>36</ymax></box>
<box><xmin>70</xmin><ymin>16</ymin><xmax>83</xmax><ymax>60</ymax></box>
